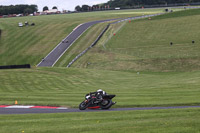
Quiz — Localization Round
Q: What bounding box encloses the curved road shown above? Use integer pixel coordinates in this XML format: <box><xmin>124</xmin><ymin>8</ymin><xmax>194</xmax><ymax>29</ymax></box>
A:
<box><xmin>26</xmin><ymin>7</ymin><xmax>200</xmax><ymax>114</ymax></box>
<box><xmin>37</xmin><ymin>19</ymin><xmax>117</xmax><ymax>67</ymax></box>
<box><xmin>37</xmin><ymin>13</ymin><xmax>163</xmax><ymax>67</ymax></box>
<box><xmin>37</xmin><ymin>7</ymin><xmax>200</xmax><ymax>67</ymax></box>
<box><xmin>1</xmin><ymin>106</ymin><xmax>200</xmax><ymax>114</ymax></box>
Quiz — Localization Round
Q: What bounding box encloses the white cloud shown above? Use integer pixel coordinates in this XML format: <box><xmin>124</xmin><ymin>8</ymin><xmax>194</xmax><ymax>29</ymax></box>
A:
<box><xmin>0</xmin><ymin>0</ymin><xmax>109</xmax><ymax>11</ymax></box>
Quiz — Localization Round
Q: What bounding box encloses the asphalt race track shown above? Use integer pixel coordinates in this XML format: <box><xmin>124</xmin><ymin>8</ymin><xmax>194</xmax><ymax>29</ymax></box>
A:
<box><xmin>37</xmin><ymin>19</ymin><xmax>117</xmax><ymax>67</ymax></box>
<box><xmin>17</xmin><ymin>7</ymin><xmax>200</xmax><ymax>115</ymax></box>
<box><xmin>37</xmin><ymin>13</ymin><xmax>163</xmax><ymax>67</ymax></box>
<box><xmin>37</xmin><ymin>7</ymin><xmax>200</xmax><ymax>67</ymax></box>
<box><xmin>1</xmin><ymin>106</ymin><xmax>200</xmax><ymax>115</ymax></box>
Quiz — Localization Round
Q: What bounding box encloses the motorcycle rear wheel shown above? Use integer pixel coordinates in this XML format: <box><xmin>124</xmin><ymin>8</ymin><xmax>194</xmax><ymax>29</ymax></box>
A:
<box><xmin>100</xmin><ymin>99</ymin><xmax>113</xmax><ymax>109</ymax></box>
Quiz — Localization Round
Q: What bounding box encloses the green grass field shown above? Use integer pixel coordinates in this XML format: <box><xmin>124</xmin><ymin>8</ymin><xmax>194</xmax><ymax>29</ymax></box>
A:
<box><xmin>54</xmin><ymin>22</ymin><xmax>110</xmax><ymax>67</ymax></box>
<box><xmin>1</xmin><ymin>108</ymin><xmax>200</xmax><ymax>133</ymax></box>
<box><xmin>71</xmin><ymin>8</ymin><xmax>200</xmax><ymax>72</ymax></box>
<box><xmin>0</xmin><ymin>8</ymin><xmax>167</xmax><ymax>66</ymax></box>
<box><xmin>0</xmin><ymin>7</ymin><xmax>200</xmax><ymax>133</ymax></box>
<box><xmin>1</xmin><ymin>67</ymin><xmax>200</xmax><ymax>108</ymax></box>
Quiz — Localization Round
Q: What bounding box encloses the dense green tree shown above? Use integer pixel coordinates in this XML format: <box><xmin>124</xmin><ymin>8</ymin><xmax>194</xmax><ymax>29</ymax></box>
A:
<box><xmin>75</xmin><ymin>5</ymin><xmax>81</xmax><ymax>11</ymax></box>
<box><xmin>43</xmin><ymin>6</ymin><xmax>49</xmax><ymax>11</ymax></box>
<box><xmin>74</xmin><ymin>0</ymin><xmax>200</xmax><ymax>12</ymax></box>
<box><xmin>52</xmin><ymin>6</ymin><xmax>57</xmax><ymax>9</ymax></box>
<box><xmin>99</xmin><ymin>0</ymin><xmax>200</xmax><ymax>8</ymax></box>
<box><xmin>0</xmin><ymin>5</ymin><xmax>37</xmax><ymax>15</ymax></box>
<box><xmin>82</xmin><ymin>5</ymin><xmax>90</xmax><ymax>11</ymax></box>
<box><xmin>24</xmin><ymin>8</ymin><xmax>33</xmax><ymax>14</ymax></box>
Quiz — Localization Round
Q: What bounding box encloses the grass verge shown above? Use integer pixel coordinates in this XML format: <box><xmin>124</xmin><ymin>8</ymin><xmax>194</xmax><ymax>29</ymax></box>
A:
<box><xmin>71</xmin><ymin>8</ymin><xmax>200</xmax><ymax>72</ymax></box>
<box><xmin>0</xmin><ymin>108</ymin><xmax>200</xmax><ymax>133</ymax></box>
<box><xmin>0</xmin><ymin>68</ymin><xmax>200</xmax><ymax>108</ymax></box>
<box><xmin>0</xmin><ymin>8</ymin><xmax>166</xmax><ymax>66</ymax></box>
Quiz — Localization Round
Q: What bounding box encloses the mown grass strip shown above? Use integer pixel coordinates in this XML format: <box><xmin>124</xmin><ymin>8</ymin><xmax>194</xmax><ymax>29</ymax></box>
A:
<box><xmin>0</xmin><ymin>108</ymin><xmax>200</xmax><ymax>133</ymax></box>
<box><xmin>0</xmin><ymin>68</ymin><xmax>200</xmax><ymax>108</ymax></box>
<box><xmin>0</xmin><ymin>8</ymin><xmax>165</xmax><ymax>66</ymax></box>
<box><xmin>72</xmin><ymin>8</ymin><xmax>200</xmax><ymax>72</ymax></box>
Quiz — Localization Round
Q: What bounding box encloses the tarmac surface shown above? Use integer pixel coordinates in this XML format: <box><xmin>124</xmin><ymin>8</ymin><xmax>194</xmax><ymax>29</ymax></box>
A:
<box><xmin>37</xmin><ymin>13</ymin><xmax>163</xmax><ymax>67</ymax></box>
<box><xmin>16</xmin><ymin>7</ymin><xmax>200</xmax><ymax>115</ymax></box>
<box><xmin>37</xmin><ymin>19</ymin><xmax>117</xmax><ymax>67</ymax></box>
<box><xmin>1</xmin><ymin>106</ymin><xmax>200</xmax><ymax>115</ymax></box>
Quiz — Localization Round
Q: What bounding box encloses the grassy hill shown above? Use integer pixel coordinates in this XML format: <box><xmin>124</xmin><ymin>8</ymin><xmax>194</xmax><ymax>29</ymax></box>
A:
<box><xmin>0</xmin><ymin>8</ymin><xmax>164</xmax><ymax>66</ymax></box>
<box><xmin>1</xmin><ymin>7</ymin><xmax>200</xmax><ymax>133</ymax></box>
<box><xmin>71</xmin><ymin>8</ymin><xmax>200</xmax><ymax>72</ymax></box>
<box><xmin>1</xmin><ymin>8</ymin><xmax>199</xmax><ymax>108</ymax></box>
<box><xmin>1</xmin><ymin>67</ymin><xmax>200</xmax><ymax>133</ymax></box>
<box><xmin>1</xmin><ymin>67</ymin><xmax>200</xmax><ymax>108</ymax></box>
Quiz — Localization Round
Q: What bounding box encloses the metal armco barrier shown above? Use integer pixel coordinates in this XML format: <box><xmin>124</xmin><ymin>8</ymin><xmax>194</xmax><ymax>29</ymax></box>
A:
<box><xmin>66</xmin><ymin>13</ymin><xmax>164</xmax><ymax>68</ymax></box>
<box><xmin>67</xmin><ymin>24</ymin><xmax>110</xmax><ymax>68</ymax></box>
<box><xmin>0</xmin><ymin>64</ymin><xmax>31</xmax><ymax>69</ymax></box>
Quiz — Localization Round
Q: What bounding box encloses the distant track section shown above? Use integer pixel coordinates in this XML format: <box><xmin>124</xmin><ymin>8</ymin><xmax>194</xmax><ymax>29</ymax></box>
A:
<box><xmin>37</xmin><ymin>7</ymin><xmax>200</xmax><ymax>67</ymax></box>
<box><xmin>66</xmin><ymin>13</ymin><xmax>164</xmax><ymax>67</ymax></box>
<box><xmin>37</xmin><ymin>13</ymin><xmax>163</xmax><ymax>67</ymax></box>
<box><xmin>37</xmin><ymin>19</ymin><xmax>117</xmax><ymax>67</ymax></box>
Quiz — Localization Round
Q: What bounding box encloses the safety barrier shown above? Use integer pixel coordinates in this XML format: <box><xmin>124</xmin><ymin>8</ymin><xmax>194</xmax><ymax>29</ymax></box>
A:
<box><xmin>67</xmin><ymin>24</ymin><xmax>110</xmax><ymax>67</ymax></box>
<box><xmin>0</xmin><ymin>64</ymin><xmax>31</xmax><ymax>69</ymax></box>
<box><xmin>67</xmin><ymin>13</ymin><xmax>164</xmax><ymax>67</ymax></box>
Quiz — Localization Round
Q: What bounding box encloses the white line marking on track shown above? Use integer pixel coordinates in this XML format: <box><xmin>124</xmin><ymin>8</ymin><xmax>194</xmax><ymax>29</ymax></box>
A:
<box><xmin>6</xmin><ymin>105</ymin><xmax>34</xmax><ymax>109</ymax></box>
<box><xmin>52</xmin><ymin>25</ymin><xmax>92</xmax><ymax>67</ymax></box>
<box><xmin>37</xmin><ymin>22</ymin><xmax>87</xmax><ymax>67</ymax></box>
<box><xmin>57</xmin><ymin>107</ymin><xmax>68</xmax><ymax>110</ymax></box>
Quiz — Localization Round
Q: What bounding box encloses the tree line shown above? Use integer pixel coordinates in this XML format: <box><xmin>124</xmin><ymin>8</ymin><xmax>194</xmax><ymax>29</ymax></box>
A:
<box><xmin>75</xmin><ymin>0</ymin><xmax>200</xmax><ymax>11</ymax></box>
<box><xmin>0</xmin><ymin>5</ymin><xmax>38</xmax><ymax>16</ymax></box>
<box><xmin>42</xmin><ymin>6</ymin><xmax>57</xmax><ymax>11</ymax></box>
<box><xmin>104</xmin><ymin>0</ymin><xmax>200</xmax><ymax>8</ymax></box>
<box><xmin>75</xmin><ymin>5</ymin><xmax>110</xmax><ymax>12</ymax></box>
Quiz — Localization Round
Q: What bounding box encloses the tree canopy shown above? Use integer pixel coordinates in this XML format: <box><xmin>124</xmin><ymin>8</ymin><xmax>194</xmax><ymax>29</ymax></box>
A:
<box><xmin>0</xmin><ymin>5</ymin><xmax>38</xmax><ymax>15</ymax></box>
<box><xmin>103</xmin><ymin>0</ymin><xmax>200</xmax><ymax>8</ymax></box>
<box><xmin>43</xmin><ymin>6</ymin><xmax>49</xmax><ymax>11</ymax></box>
<box><xmin>75</xmin><ymin>0</ymin><xmax>200</xmax><ymax>12</ymax></box>
<box><xmin>52</xmin><ymin>6</ymin><xmax>57</xmax><ymax>9</ymax></box>
<box><xmin>75</xmin><ymin>5</ymin><xmax>81</xmax><ymax>11</ymax></box>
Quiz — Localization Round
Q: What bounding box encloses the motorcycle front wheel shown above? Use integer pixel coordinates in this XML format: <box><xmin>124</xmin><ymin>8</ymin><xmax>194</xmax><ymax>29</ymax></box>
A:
<box><xmin>79</xmin><ymin>101</ymin><xmax>87</xmax><ymax>110</ymax></box>
<box><xmin>79</xmin><ymin>100</ymin><xmax>91</xmax><ymax>110</ymax></box>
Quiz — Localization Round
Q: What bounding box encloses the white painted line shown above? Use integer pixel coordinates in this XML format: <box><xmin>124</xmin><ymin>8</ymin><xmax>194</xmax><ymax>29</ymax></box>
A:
<box><xmin>52</xmin><ymin>25</ymin><xmax>92</xmax><ymax>67</ymax></box>
<box><xmin>73</xmin><ymin>24</ymin><xmax>83</xmax><ymax>31</ymax></box>
<box><xmin>38</xmin><ymin>13</ymin><xmax>163</xmax><ymax>67</ymax></box>
<box><xmin>57</xmin><ymin>107</ymin><xmax>68</xmax><ymax>110</ymax></box>
<box><xmin>6</xmin><ymin>105</ymin><xmax>34</xmax><ymax>109</ymax></box>
<box><xmin>52</xmin><ymin>20</ymin><xmax>116</xmax><ymax>67</ymax></box>
<box><xmin>37</xmin><ymin>22</ymin><xmax>87</xmax><ymax>67</ymax></box>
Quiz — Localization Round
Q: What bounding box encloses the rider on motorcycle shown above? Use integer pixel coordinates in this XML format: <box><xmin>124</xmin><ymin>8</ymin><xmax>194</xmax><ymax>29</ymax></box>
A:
<box><xmin>87</xmin><ymin>89</ymin><xmax>107</xmax><ymax>101</ymax></box>
<box><xmin>79</xmin><ymin>89</ymin><xmax>116</xmax><ymax>110</ymax></box>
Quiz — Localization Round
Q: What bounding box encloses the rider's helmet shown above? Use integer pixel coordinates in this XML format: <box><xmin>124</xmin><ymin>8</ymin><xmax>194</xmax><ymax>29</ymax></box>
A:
<box><xmin>97</xmin><ymin>89</ymin><xmax>106</xmax><ymax>95</ymax></box>
<box><xmin>97</xmin><ymin>89</ymin><xmax>103</xmax><ymax>92</ymax></box>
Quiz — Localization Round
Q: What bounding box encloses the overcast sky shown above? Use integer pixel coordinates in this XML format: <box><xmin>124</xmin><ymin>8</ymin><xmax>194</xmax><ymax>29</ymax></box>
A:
<box><xmin>0</xmin><ymin>0</ymin><xmax>109</xmax><ymax>11</ymax></box>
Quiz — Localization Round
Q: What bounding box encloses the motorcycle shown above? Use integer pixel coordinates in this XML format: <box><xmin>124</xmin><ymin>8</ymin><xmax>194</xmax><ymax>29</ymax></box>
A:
<box><xmin>79</xmin><ymin>92</ymin><xmax>116</xmax><ymax>110</ymax></box>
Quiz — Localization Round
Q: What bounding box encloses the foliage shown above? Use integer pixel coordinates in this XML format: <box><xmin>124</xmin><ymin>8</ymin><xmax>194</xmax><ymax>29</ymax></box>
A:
<box><xmin>103</xmin><ymin>0</ymin><xmax>200</xmax><ymax>8</ymax></box>
<box><xmin>75</xmin><ymin>5</ymin><xmax>81</xmax><ymax>11</ymax></box>
<box><xmin>52</xmin><ymin>6</ymin><xmax>57</xmax><ymax>9</ymax></box>
<box><xmin>74</xmin><ymin>0</ymin><xmax>200</xmax><ymax>11</ymax></box>
<box><xmin>82</xmin><ymin>5</ymin><xmax>90</xmax><ymax>11</ymax></box>
<box><xmin>43</xmin><ymin>6</ymin><xmax>49</xmax><ymax>11</ymax></box>
<box><xmin>0</xmin><ymin>5</ymin><xmax>38</xmax><ymax>15</ymax></box>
